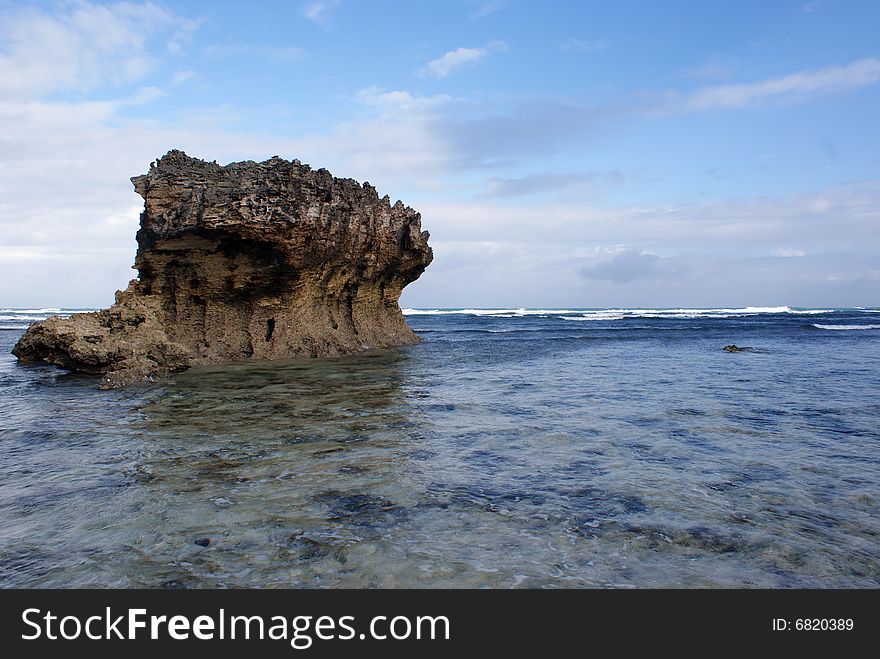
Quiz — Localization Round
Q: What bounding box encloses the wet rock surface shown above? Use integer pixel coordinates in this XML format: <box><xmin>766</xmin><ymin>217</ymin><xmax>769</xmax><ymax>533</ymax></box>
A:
<box><xmin>13</xmin><ymin>150</ymin><xmax>432</xmax><ymax>387</ymax></box>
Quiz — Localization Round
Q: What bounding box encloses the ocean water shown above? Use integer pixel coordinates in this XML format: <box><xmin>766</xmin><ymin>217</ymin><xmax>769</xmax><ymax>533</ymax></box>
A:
<box><xmin>1</xmin><ymin>306</ymin><xmax>879</xmax><ymax>588</ymax></box>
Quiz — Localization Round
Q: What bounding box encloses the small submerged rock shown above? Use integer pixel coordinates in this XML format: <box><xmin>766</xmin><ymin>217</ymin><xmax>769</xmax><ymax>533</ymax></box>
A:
<box><xmin>723</xmin><ymin>344</ymin><xmax>754</xmax><ymax>353</ymax></box>
<box><xmin>194</xmin><ymin>537</ymin><xmax>211</xmax><ymax>547</ymax></box>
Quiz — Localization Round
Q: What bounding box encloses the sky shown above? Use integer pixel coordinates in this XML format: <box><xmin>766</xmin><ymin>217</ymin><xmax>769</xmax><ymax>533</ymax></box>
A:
<box><xmin>1</xmin><ymin>0</ymin><xmax>879</xmax><ymax>308</ymax></box>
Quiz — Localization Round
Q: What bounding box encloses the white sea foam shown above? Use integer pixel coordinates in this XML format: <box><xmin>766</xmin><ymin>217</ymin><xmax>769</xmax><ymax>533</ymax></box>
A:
<box><xmin>812</xmin><ymin>324</ymin><xmax>880</xmax><ymax>331</ymax></box>
<box><xmin>402</xmin><ymin>308</ymin><xmax>581</xmax><ymax>316</ymax></box>
<box><xmin>402</xmin><ymin>306</ymin><xmax>836</xmax><ymax>318</ymax></box>
<box><xmin>0</xmin><ymin>309</ymin><xmax>91</xmax><ymax>322</ymax></box>
<box><xmin>561</xmin><ymin>314</ymin><xmax>626</xmax><ymax>321</ymax></box>
<box><xmin>597</xmin><ymin>306</ymin><xmax>797</xmax><ymax>316</ymax></box>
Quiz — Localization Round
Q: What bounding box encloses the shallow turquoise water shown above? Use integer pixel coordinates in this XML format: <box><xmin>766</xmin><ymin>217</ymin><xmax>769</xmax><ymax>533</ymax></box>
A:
<box><xmin>1</xmin><ymin>307</ymin><xmax>879</xmax><ymax>587</ymax></box>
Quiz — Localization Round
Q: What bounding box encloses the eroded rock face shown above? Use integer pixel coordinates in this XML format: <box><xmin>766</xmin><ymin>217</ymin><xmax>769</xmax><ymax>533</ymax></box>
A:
<box><xmin>13</xmin><ymin>150</ymin><xmax>432</xmax><ymax>387</ymax></box>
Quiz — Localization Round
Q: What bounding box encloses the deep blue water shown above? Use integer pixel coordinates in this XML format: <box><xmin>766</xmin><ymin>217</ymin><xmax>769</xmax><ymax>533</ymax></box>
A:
<box><xmin>1</xmin><ymin>306</ymin><xmax>879</xmax><ymax>587</ymax></box>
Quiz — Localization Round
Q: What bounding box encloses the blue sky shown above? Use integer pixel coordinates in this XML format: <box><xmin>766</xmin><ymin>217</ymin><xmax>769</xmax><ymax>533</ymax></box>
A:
<box><xmin>1</xmin><ymin>0</ymin><xmax>879</xmax><ymax>307</ymax></box>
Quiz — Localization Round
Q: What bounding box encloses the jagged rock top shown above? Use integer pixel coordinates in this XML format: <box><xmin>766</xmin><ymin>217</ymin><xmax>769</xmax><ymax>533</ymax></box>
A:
<box><xmin>132</xmin><ymin>150</ymin><xmax>432</xmax><ymax>287</ymax></box>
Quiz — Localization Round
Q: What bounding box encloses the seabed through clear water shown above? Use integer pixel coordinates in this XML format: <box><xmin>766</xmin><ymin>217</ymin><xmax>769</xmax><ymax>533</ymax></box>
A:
<box><xmin>1</xmin><ymin>306</ymin><xmax>879</xmax><ymax>588</ymax></box>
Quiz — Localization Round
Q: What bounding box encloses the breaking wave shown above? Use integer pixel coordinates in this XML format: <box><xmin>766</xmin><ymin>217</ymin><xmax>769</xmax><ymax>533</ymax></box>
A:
<box><xmin>812</xmin><ymin>324</ymin><xmax>880</xmax><ymax>331</ymax></box>
<box><xmin>403</xmin><ymin>306</ymin><xmax>841</xmax><ymax>319</ymax></box>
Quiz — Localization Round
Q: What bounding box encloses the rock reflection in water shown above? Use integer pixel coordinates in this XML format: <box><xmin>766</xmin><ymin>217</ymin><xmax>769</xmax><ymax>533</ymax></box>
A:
<box><xmin>123</xmin><ymin>350</ymin><xmax>423</xmax><ymax>587</ymax></box>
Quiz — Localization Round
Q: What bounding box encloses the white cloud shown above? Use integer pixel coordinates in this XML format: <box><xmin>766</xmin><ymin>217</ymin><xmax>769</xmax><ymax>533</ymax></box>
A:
<box><xmin>402</xmin><ymin>183</ymin><xmax>880</xmax><ymax>307</ymax></box>
<box><xmin>580</xmin><ymin>249</ymin><xmax>660</xmax><ymax>283</ymax></box>
<box><xmin>291</xmin><ymin>113</ymin><xmax>451</xmax><ymax>189</ymax></box>
<box><xmin>558</xmin><ymin>38</ymin><xmax>607</xmax><ymax>53</ymax></box>
<box><xmin>415</xmin><ymin>183</ymin><xmax>880</xmax><ymax>265</ymax></box>
<box><xmin>684</xmin><ymin>57</ymin><xmax>880</xmax><ymax>111</ymax></box>
<box><xmin>354</xmin><ymin>87</ymin><xmax>455</xmax><ymax>113</ymax></box>
<box><xmin>0</xmin><ymin>1</ymin><xmax>196</xmax><ymax>99</ymax></box>
<box><xmin>421</xmin><ymin>42</ymin><xmax>506</xmax><ymax>78</ymax></box>
<box><xmin>202</xmin><ymin>44</ymin><xmax>307</xmax><ymax>60</ymax></box>
<box><xmin>172</xmin><ymin>70</ymin><xmax>195</xmax><ymax>85</ymax></box>
<box><xmin>471</xmin><ymin>1</ymin><xmax>509</xmax><ymax>19</ymax></box>
<box><xmin>476</xmin><ymin>171</ymin><xmax>621</xmax><ymax>199</ymax></box>
<box><xmin>678</xmin><ymin>54</ymin><xmax>737</xmax><ymax>81</ymax></box>
<box><xmin>773</xmin><ymin>248</ymin><xmax>806</xmax><ymax>258</ymax></box>
<box><xmin>266</xmin><ymin>46</ymin><xmax>308</xmax><ymax>60</ymax></box>
<box><xmin>302</xmin><ymin>0</ymin><xmax>340</xmax><ymax>23</ymax></box>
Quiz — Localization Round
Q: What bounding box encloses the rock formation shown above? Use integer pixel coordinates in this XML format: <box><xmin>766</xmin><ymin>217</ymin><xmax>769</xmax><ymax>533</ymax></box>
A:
<box><xmin>13</xmin><ymin>150</ymin><xmax>432</xmax><ymax>387</ymax></box>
